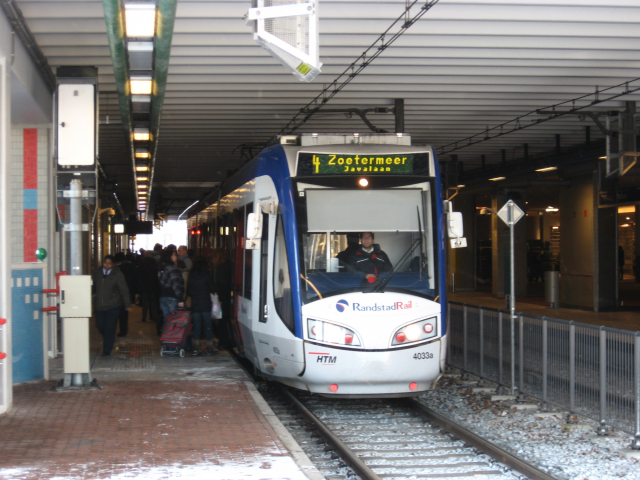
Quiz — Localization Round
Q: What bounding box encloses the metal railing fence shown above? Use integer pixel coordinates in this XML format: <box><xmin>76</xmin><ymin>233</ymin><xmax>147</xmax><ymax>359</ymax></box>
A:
<box><xmin>447</xmin><ymin>302</ymin><xmax>640</xmax><ymax>448</ymax></box>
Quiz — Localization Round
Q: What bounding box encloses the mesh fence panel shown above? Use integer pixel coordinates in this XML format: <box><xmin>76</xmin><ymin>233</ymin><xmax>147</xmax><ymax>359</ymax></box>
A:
<box><xmin>447</xmin><ymin>302</ymin><xmax>638</xmax><ymax>435</ymax></box>
<box><xmin>573</xmin><ymin>324</ymin><xmax>600</xmax><ymax>421</ymax></box>
<box><xmin>606</xmin><ymin>330</ymin><xmax>635</xmax><ymax>432</ymax></box>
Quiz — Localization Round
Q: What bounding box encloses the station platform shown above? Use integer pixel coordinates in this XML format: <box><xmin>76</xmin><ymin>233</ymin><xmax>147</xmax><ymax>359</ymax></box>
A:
<box><xmin>450</xmin><ymin>280</ymin><xmax>640</xmax><ymax>332</ymax></box>
<box><xmin>0</xmin><ymin>307</ymin><xmax>322</xmax><ymax>480</ymax></box>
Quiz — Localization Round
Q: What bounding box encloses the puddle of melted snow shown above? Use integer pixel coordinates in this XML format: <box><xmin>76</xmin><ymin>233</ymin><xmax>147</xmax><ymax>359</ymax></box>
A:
<box><xmin>1</xmin><ymin>456</ymin><xmax>310</xmax><ymax>480</ymax></box>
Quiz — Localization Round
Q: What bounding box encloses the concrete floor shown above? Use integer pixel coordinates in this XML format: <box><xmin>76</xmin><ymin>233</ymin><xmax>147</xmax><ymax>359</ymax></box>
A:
<box><xmin>1</xmin><ymin>306</ymin><xmax>320</xmax><ymax>480</ymax></box>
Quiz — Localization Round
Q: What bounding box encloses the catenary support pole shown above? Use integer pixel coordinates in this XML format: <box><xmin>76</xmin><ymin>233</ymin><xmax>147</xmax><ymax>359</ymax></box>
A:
<box><xmin>569</xmin><ymin>322</ymin><xmax>576</xmax><ymax>412</ymax></box>
<box><xmin>597</xmin><ymin>327</ymin><xmax>609</xmax><ymax>435</ymax></box>
<box><xmin>394</xmin><ymin>98</ymin><xmax>404</xmax><ymax>133</ymax></box>
<box><xmin>632</xmin><ymin>332</ymin><xmax>640</xmax><ymax>449</ymax></box>
<box><xmin>479</xmin><ymin>307</ymin><xmax>484</xmax><ymax>378</ymax></box>
<box><xmin>69</xmin><ymin>179</ymin><xmax>83</xmax><ymax>276</ymax></box>
<box><xmin>542</xmin><ymin>318</ymin><xmax>548</xmax><ymax>411</ymax></box>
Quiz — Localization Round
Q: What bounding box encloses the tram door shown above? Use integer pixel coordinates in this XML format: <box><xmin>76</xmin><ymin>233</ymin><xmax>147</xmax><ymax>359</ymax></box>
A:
<box><xmin>254</xmin><ymin>208</ymin><xmax>281</xmax><ymax>374</ymax></box>
<box><xmin>259</xmin><ymin>212</ymin><xmax>270</xmax><ymax>325</ymax></box>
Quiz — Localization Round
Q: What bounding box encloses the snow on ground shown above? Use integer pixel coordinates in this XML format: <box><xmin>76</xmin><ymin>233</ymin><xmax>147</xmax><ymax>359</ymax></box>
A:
<box><xmin>419</xmin><ymin>374</ymin><xmax>640</xmax><ymax>480</ymax></box>
<box><xmin>0</xmin><ymin>456</ymin><xmax>309</xmax><ymax>480</ymax></box>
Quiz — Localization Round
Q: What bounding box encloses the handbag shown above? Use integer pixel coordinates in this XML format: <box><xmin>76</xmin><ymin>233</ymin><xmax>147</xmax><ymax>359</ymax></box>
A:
<box><xmin>211</xmin><ymin>293</ymin><xmax>223</xmax><ymax>319</ymax></box>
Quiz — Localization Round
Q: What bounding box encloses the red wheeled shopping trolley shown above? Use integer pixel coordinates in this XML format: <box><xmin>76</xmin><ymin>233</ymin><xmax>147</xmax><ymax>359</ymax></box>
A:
<box><xmin>160</xmin><ymin>309</ymin><xmax>192</xmax><ymax>357</ymax></box>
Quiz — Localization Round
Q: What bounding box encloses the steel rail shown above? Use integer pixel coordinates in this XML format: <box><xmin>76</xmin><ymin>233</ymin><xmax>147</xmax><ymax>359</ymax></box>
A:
<box><xmin>281</xmin><ymin>389</ymin><xmax>382</xmax><ymax>480</ymax></box>
<box><xmin>406</xmin><ymin>398</ymin><xmax>560</xmax><ymax>480</ymax></box>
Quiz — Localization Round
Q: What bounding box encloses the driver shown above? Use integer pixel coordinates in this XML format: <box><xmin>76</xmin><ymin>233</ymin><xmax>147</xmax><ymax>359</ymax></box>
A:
<box><xmin>346</xmin><ymin>232</ymin><xmax>393</xmax><ymax>282</ymax></box>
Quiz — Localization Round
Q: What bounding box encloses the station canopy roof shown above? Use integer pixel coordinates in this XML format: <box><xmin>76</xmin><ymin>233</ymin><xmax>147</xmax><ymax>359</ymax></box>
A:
<box><xmin>12</xmin><ymin>0</ymin><xmax>640</xmax><ymax>216</ymax></box>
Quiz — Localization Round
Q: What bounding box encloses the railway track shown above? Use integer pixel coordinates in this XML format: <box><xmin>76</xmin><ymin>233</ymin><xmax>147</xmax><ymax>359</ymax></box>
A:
<box><xmin>262</xmin><ymin>386</ymin><xmax>560</xmax><ymax>480</ymax></box>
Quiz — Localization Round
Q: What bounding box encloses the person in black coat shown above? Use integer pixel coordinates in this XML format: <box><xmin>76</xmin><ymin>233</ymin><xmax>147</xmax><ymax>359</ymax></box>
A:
<box><xmin>138</xmin><ymin>254</ymin><xmax>161</xmax><ymax>325</ymax></box>
<box><xmin>92</xmin><ymin>255</ymin><xmax>132</xmax><ymax>356</ymax></box>
<box><xmin>187</xmin><ymin>257</ymin><xmax>217</xmax><ymax>355</ymax></box>
<box><xmin>114</xmin><ymin>252</ymin><xmax>138</xmax><ymax>337</ymax></box>
<box><xmin>212</xmin><ymin>248</ymin><xmax>234</xmax><ymax>350</ymax></box>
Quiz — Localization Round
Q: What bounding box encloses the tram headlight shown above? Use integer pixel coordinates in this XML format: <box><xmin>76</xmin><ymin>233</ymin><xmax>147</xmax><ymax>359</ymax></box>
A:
<box><xmin>307</xmin><ymin>318</ymin><xmax>361</xmax><ymax>347</ymax></box>
<box><xmin>392</xmin><ymin>317</ymin><xmax>437</xmax><ymax>346</ymax></box>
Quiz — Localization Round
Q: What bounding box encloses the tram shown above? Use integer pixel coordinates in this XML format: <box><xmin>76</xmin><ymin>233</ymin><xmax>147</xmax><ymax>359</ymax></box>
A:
<box><xmin>188</xmin><ymin>134</ymin><xmax>466</xmax><ymax>396</ymax></box>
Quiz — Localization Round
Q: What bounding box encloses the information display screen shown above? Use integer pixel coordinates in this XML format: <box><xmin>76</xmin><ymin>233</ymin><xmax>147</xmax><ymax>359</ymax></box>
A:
<box><xmin>297</xmin><ymin>152</ymin><xmax>430</xmax><ymax>176</ymax></box>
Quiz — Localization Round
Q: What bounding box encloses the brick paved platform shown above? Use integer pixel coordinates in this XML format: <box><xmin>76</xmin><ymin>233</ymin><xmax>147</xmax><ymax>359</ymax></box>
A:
<box><xmin>0</xmin><ymin>307</ymin><xmax>322</xmax><ymax>480</ymax></box>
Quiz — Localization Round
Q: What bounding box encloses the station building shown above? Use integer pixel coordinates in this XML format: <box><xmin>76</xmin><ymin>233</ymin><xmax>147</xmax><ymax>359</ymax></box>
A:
<box><xmin>0</xmin><ymin>0</ymin><xmax>638</xmax><ymax>427</ymax></box>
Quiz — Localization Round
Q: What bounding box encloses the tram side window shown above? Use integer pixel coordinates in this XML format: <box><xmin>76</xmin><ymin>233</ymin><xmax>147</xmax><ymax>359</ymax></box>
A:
<box><xmin>243</xmin><ymin>203</ymin><xmax>253</xmax><ymax>300</ymax></box>
<box><xmin>274</xmin><ymin>216</ymin><xmax>295</xmax><ymax>332</ymax></box>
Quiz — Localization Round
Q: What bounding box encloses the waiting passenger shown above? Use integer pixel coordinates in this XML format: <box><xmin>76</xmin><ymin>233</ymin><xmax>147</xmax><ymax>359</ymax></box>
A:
<box><xmin>213</xmin><ymin>248</ymin><xmax>234</xmax><ymax>351</ymax></box>
<box><xmin>187</xmin><ymin>257</ymin><xmax>217</xmax><ymax>356</ymax></box>
<box><xmin>92</xmin><ymin>255</ymin><xmax>132</xmax><ymax>356</ymax></box>
<box><xmin>138</xmin><ymin>255</ymin><xmax>160</xmax><ymax>325</ymax></box>
<box><xmin>114</xmin><ymin>252</ymin><xmax>138</xmax><ymax>338</ymax></box>
<box><xmin>157</xmin><ymin>248</ymin><xmax>185</xmax><ymax>335</ymax></box>
<box><xmin>346</xmin><ymin>232</ymin><xmax>393</xmax><ymax>282</ymax></box>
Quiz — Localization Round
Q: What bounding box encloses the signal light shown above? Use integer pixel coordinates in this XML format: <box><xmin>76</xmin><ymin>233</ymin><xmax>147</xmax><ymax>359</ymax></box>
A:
<box><xmin>367</xmin><ymin>276</ymin><xmax>375</xmax><ymax>284</ymax></box>
<box><xmin>409</xmin><ymin>382</ymin><xmax>417</xmax><ymax>391</ymax></box>
<box><xmin>345</xmin><ymin>334</ymin><xmax>353</xmax><ymax>344</ymax></box>
<box><xmin>190</xmin><ymin>231</ymin><xmax>196</xmax><ymax>235</ymax></box>
<box><xmin>197</xmin><ymin>230</ymin><xmax>201</xmax><ymax>235</ymax></box>
<box><xmin>329</xmin><ymin>384</ymin><xmax>338</xmax><ymax>392</ymax></box>
<box><xmin>396</xmin><ymin>332</ymin><xmax>406</xmax><ymax>343</ymax></box>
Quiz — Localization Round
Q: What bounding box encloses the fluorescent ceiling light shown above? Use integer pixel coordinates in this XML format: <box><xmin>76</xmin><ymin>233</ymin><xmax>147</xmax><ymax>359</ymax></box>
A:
<box><xmin>124</xmin><ymin>4</ymin><xmax>156</xmax><ymax>37</ymax></box>
<box><xmin>133</xmin><ymin>128</ymin><xmax>150</xmax><ymax>141</ymax></box>
<box><xmin>535</xmin><ymin>166</ymin><xmax>557</xmax><ymax>172</ymax></box>
<box><xmin>489</xmin><ymin>176</ymin><xmax>506</xmax><ymax>181</ymax></box>
<box><xmin>136</xmin><ymin>165</ymin><xmax>150</xmax><ymax>172</ymax></box>
<box><xmin>130</xmin><ymin>78</ymin><xmax>152</xmax><ymax>95</ymax></box>
<box><xmin>136</xmin><ymin>176</ymin><xmax>149</xmax><ymax>182</ymax></box>
<box><xmin>132</xmin><ymin>94</ymin><xmax>151</xmax><ymax>103</ymax></box>
<box><xmin>137</xmin><ymin>184</ymin><xmax>149</xmax><ymax>189</ymax></box>
<box><xmin>456</xmin><ymin>184</ymin><xmax>465</xmax><ymax>188</ymax></box>
<box><xmin>135</xmin><ymin>150</ymin><xmax>150</xmax><ymax>159</ymax></box>
<box><xmin>546</xmin><ymin>207</ymin><xmax>559</xmax><ymax>212</ymax></box>
<box><xmin>114</xmin><ymin>224</ymin><xmax>125</xmax><ymax>234</ymax></box>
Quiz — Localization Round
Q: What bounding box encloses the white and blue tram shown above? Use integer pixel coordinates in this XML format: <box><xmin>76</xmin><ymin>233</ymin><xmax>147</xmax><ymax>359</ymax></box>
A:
<box><xmin>188</xmin><ymin>134</ymin><xmax>465</xmax><ymax>397</ymax></box>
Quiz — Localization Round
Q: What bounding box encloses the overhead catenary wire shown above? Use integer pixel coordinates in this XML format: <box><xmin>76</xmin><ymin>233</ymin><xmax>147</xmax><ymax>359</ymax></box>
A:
<box><xmin>438</xmin><ymin>78</ymin><xmax>640</xmax><ymax>156</ymax></box>
<box><xmin>274</xmin><ymin>0</ymin><xmax>440</xmax><ymax>139</ymax></box>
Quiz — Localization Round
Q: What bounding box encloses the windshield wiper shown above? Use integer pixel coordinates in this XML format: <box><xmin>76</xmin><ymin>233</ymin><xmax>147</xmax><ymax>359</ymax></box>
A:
<box><xmin>372</xmin><ymin>236</ymin><xmax>421</xmax><ymax>293</ymax></box>
<box><xmin>374</xmin><ymin>207</ymin><xmax>427</xmax><ymax>293</ymax></box>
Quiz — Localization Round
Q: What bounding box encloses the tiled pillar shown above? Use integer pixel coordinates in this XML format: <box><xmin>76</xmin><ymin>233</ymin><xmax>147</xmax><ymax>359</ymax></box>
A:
<box><xmin>23</xmin><ymin>129</ymin><xmax>38</xmax><ymax>262</ymax></box>
<box><xmin>0</xmin><ymin>58</ymin><xmax>10</xmax><ymax>413</ymax></box>
<box><xmin>10</xmin><ymin>126</ymin><xmax>49</xmax><ymax>385</ymax></box>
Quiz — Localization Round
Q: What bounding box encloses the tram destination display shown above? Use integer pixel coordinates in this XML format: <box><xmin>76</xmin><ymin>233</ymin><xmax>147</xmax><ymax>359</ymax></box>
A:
<box><xmin>297</xmin><ymin>152</ymin><xmax>430</xmax><ymax>175</ymax></box>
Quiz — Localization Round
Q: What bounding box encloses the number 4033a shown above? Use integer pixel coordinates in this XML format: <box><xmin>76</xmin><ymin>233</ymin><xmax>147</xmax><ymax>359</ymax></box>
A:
<box><xmin>413</xmin><ymin>352</ymin><xmax>434</xmax><ymax>360</ymax></box>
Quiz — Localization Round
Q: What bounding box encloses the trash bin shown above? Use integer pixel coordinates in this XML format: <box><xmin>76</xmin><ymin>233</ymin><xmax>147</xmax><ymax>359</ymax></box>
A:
<box><xmin>544</xmin><ymin>271</ymin><xmax>560</xmax><ymax>308</ymax></box>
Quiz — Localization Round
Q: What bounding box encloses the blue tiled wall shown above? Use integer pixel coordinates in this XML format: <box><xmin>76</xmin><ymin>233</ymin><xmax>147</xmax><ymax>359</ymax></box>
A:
<box><xmin>11</xmin><ymin>269</ymin><xmax>44</xmax><ymax>383</ymax></box>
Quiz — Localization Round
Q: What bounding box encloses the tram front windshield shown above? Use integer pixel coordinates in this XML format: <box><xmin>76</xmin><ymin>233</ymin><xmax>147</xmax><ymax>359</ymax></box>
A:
<box><xmin>298</xmin><ymin>186</ymin><xmax>438</xmax><ymax>302</ymax></box>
